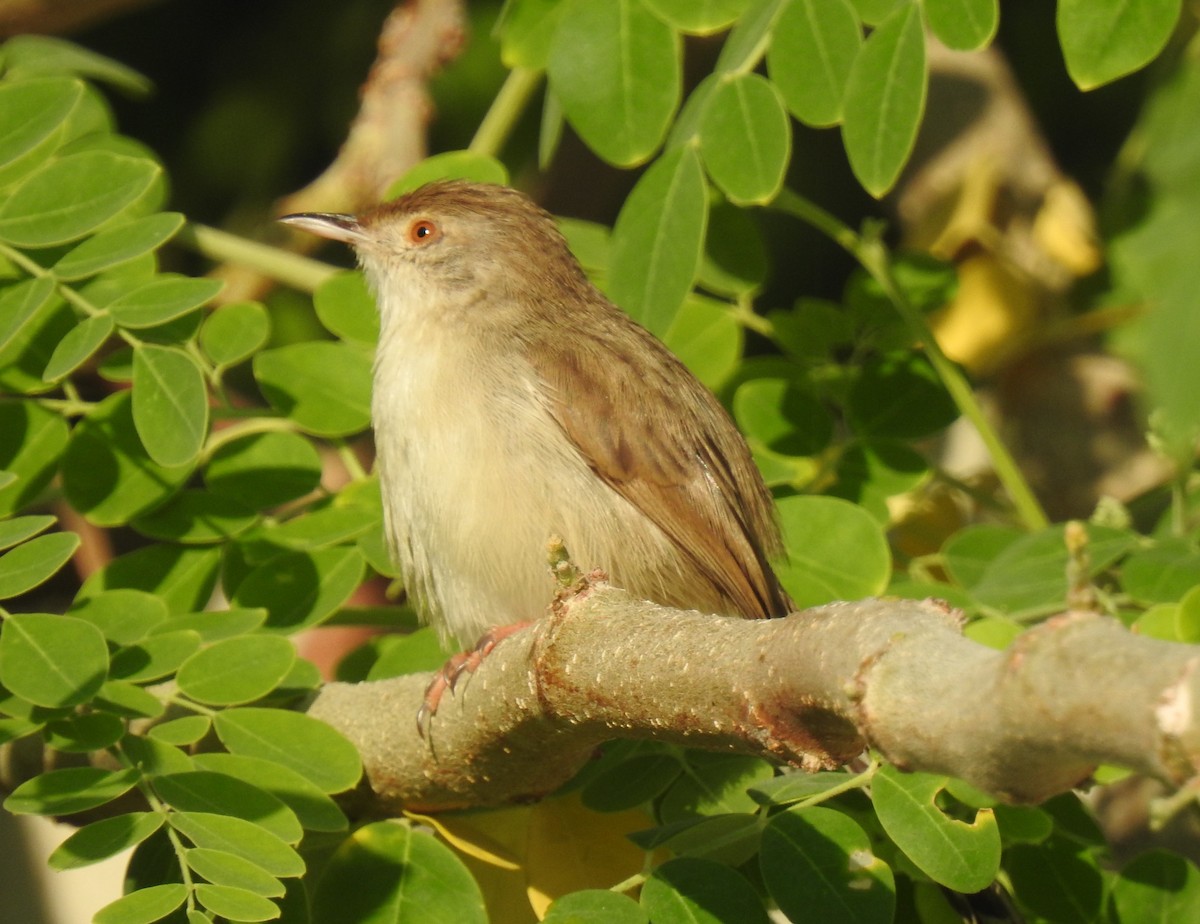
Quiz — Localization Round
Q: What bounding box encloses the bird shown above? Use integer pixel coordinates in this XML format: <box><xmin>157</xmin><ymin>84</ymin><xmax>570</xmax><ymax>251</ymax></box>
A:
<box><xmin>281</xmin><ymin>181</ymin><xmax>791</xmax><ymax>703</ymax></box>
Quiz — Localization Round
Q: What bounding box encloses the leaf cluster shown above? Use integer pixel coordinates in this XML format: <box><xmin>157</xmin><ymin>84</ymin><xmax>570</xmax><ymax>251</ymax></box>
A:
<box><xmin>1</xmin><ymin>2</ymin><xmax>1200</xmax><ymax>922</ymax></box>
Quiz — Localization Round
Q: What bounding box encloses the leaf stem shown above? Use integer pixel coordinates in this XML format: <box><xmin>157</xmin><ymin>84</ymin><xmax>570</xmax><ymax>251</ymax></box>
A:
<box><xmin>469</xmin><ymin>66</ymin><xmax>544</xmax><ymax>158</ymax></box>
<box><xmin>772</xmin><ymin>188</ymin><xmax>1049</xmax><ymax>531</ymax></box>
<box><xmin>177</xmin><ymin>223</ymin><xmax>340</xmax><ymax>293</ymax></box>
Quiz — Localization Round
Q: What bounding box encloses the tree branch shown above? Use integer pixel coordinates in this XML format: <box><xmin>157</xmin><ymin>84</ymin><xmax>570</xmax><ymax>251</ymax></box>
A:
<box><xmin>304</xmin><ymin>576</ymin><xmax>1200</xmax><ymax>814</ymax></box>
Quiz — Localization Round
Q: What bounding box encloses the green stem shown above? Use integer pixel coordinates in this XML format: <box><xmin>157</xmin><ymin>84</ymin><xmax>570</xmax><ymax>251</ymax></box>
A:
<box><xmin>177</xmin><ymin>223</ymin><xmax>340</xmax><ymax>293</ymax></box>
<box><xmin>772</xmin><ymin>188</ymin><xmax>1049</xmax><ymax>531</ymax></box>
<box><xmin>469</xmin><ymin>66</ymin><xmax>544</xmax><ymax>159</ymax></box>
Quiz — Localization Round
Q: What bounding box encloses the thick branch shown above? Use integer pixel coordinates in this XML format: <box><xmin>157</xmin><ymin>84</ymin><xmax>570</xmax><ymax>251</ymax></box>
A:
<box><xmin>305</xmin><ymin>579</ymin><xmax>1200</xmax><ymax>813</ymax></box>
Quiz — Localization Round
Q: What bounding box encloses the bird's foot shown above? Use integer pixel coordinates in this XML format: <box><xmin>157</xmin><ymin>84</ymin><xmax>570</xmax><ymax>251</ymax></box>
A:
<box><xmin>417</xmin><ymin>621</ymin><xmax>532</xmax><ymax>738</ymax></box>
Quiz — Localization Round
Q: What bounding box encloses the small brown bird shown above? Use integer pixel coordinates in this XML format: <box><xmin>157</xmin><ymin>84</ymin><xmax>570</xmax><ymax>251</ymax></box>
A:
<box><xmin>281</xmin><ymin>181</ymin><xmax>790</xmax><ymax>658</ymax></box>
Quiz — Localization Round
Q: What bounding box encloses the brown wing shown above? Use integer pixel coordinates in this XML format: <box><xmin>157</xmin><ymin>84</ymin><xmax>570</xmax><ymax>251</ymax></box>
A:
<box><xmin>529</xmin><ymin>312</ymin><xmax>791</xmax><ymax>619</ymax></box>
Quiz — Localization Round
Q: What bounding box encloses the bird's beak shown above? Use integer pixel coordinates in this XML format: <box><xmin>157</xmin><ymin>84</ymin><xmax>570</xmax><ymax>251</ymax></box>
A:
<box><xmin>278</xmin><ymin>212</ymin><xmax>367</xmax><ymax>245</ymax></box>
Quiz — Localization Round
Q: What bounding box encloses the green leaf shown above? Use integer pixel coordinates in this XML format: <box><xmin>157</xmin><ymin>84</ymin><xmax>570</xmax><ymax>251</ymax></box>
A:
<box><xmin>658</xmin><ymin>754</ymin><xmax>775</xmax><ymax>822</ymax></box>
<box><xmin>642</xmin><ymin>0</ymin><xmax>750</xmax><ymax>34</ymax></box>
<box><xmin>0</xmin><ymin>530</ymin><xmax>80</xmax><ymax>598</ymax></box>
<box><xmin>714</xmin><ymin>0</ymin><xmax>791</xmax><ymax>75</ymax></box>
<box><xmin>762</xmin><ymin>805</ymin><xmax>895</xmax><ymax>922</ymax></box>
<box><xmin>775</xmin><ymin>495</ymin><xmax>891</xmax><ymax>607</ymax></box>
<box><xmin>95</xmin><ymin>680</ymin><xmax>165</xmax><ymax>719</ymax></box>
<box><xmin>199</xmin><ymin>300</ymin><xmax>270</xmax><ymax>367</ymax></box>
<box><xmin>254</xmin><ymin>341</ymin><xmax>372</xmax><ymax>437</ymax></box>
<box><xmin>50</xmin><ymin>812</ymin><xmax>164</xmax><ymax>871</ymax></box>
<box><xmin>1005</xmin><ymin>837</ymin><xmax>1104</xmax><ymax>924</ymax></box>
<box><xmin>0</xmin><ymin>514</ymin><xmax>55</xmax><ymax>551</ymax></box>
<box><xmin>545</xmin><ymin>890</ymin><xmax>648</xmax><ymax>924</ymax></box>
<box><xmin>168</xmin><ymin>811</ymin><xmax>305</xmax><ymax>878</ymax></box>
<box><xmin>871</xmin><ymin>766</ymin><xmax>1001</xmax><ymax>892</ymax></box>
<box><xmin>0</xmin><ymin>401</ymin><xmax>69</xmax><ymax>517</ymax></box>
<box><xmin>734</xmin><ymin>377</ymin><xmax>834</xmax><ymax>457</ymax></box>
<box><xmin>185</xmin><ymin>848</ymin><xmax>285</xmax><ymax>897</ymax></box>
<box><xmin>366</xmin><ymin>626</ymin><xmax>451</xmax><ymax>680</ymax></box>
<box><xmin>157</xmin><ymin>608</ymin><xmax>268</xmax><ymax>643</ymax></box>
<box><xmin>1122</xmin><ymin>538</ymin><xmax>1200</xmax><ymax>605</ymax></box>
<box><xmin>5</xmin><ymin>766</ymin><xmax>140</xmax><ymax>816</ymax></box>
<box><xmin>924</xmin><ymin>0</ymin><xmax>998</xmax><ymax>51</ymax></box>
<box><xmin>696</xmin><ymin>200</ymin><xmax>768</xmax><ymax>297</ymax></box>
<box><xmin>62</xmin><ymin>391</ymin><xmax>193</xmax><ymax>526</ymax></box>
<box><xmin>0</xmin><ymin>277</ymin><xmax>57</xmax><ymax>356</ymax></box>
<box><xmin>841</xmin><ymin>2</ymin><xmax>927</xmax><ymax>196</ymax></box>
<box><xmin>205</xmin><ymin>430</ymin><xmax>322</xmax><ymax>509</ymax></box>
<box><xmin>698</xmin><ymin>73</ymin><xmax>790</xmax><ymax>204</ymax></box>
<box><xmin>388</xmin><ymin>151</ymin><xmax>510</xmax><ymax>198</ymax></box>
<box><xmin>193</xmin><ymin>752</ymin><xmax>349</xmax><ymax>833</ymax></box>
<box><xmin>93</xmin><ymin>884</ymin><xmax>188</xmax><ymax>924</ymax></box>
<box><xmin>0</xmin><ymin>612</ymin><xmax>106</xmax><ymax>708</ymax></box>
<box><xmin>311</xmin><ymin>822</ymin><xmax>487</xmax><ymax>924</ymax></box>
<box><xmin>970</xmin><ymin>525</ymin><xmax>1135</xmax><ymax>619</ymax></box>
<box><xmin>109</xmin><ymin>630</ymin><xmax>201</xmax><ymax>683</ymax></box>
<box><xmin>547</xmin><ymin>0</ymin><xmax>681</xmax><ymax>167</ymax></box>
<box><xmin>663</xmin><ymin>294</ymin><xmax>742</xmax><ymax>390</ymax></box>
<box><xmin>641</xmin><ymin>857</ymin><xmax>769</xmax><ymax>923</ymax></box>
<box><xmin>149</xmin><ymin>715</ymin><xmax>212</xmax><ymax>746</ymax></box>
<box><xmin>44</xmin><ymin>711</ymin><xmax>125</xmax><ymax>751</ymax></box>
<box><xmin>2</xmin><ymin>35</ymin><xmax>153</xmax><ymax>96</ymax></box>
<box><xmin>609</xmin><ymin>145</ymin><xmax>708</xmax><ymax>337</ymax></box>
<box><xmin>499</xmin><ymin>0</ymin><xmax>569</xmax><ymax>69</ymax></box>
<box><xmin>53</xmin><ymin>212</ymin><xmax>184</xmax><ymax>280</ymax></box>
<box><xmin>767</xmin><ymin>0</ymin><xmax>862</xmax><ymax>126</ymax></box>
<box><xmin>108</xmin><ymin>274</ymin><xmax>222</xmax><ymax>329</ymax></box>
<box><xmin>582</xmin><ymin>753</ymin><xmax>682</xmax><ymax>812</ymax></box>
<box><xmin>1058</xmin><ymin>0</ymin><xmax>1180</xmax><ymax>91</ymax></box>
<box><xmin>312</xmin><ymin>272</ymin><xmax>379</xmax><ymax>346</ymax></box>
<box><xmin>155</xmin><ymin>771</ymin><xmax>302</xmax><ymax>844</ymax></box>
<box><xmin>176</xmin><ymin>635</ymin><xmax>297</xmax><ymax>706</ymax></box>
<box><xmin>131</xmin><ymin>489</ymin><xmax>257</xmax><ymax>544</ymax></box>
<box><xmin>231</xmin><ymin>546</ymin><xmax>366</xmax><ymax>634</ymax></box>
<box><xmin>940</xmin><ymin>524</ymin><xmax>1024</xmax><ymax>590</ymax></box>
<box><xmin>0</xmin><ymin>76</ymin><xmax>81</xmax><ymax>187</ymax></box>
<box><xmin>131</xmin><ymin>343</ymin><xmax>209</xmax><ymax>467</ymax></box>
<box><xmin>630</xmin><ymin>813</ymin><xmax>762</xmax><ymax>867</ymax></box>
<box><xmin>213</xmin><ymin>708</ymin><xmax>362</xmax><ymax>793</ymax></box>
<box><xmin>42</xmin><ymin>313</ymin><xmax>113</xmax><ymax>381</ymax></box>
<box><xmin>1112</xmin><ymin>849</ymin><xmax>1200</xmax><ymax>923</ymax></box>
<box><xmin>68</xmin><ymin>588</ymin><xmax>169</xmax><ymax>644</ymax></box>
<box><xmin>194</xmin><ymin>884</ymin><xmax>279</xmax><ymax>922</ymax></box>
<box><xmin>78</xmin><ymin>543</ymin><xmax>221</xmax><ymax>614</ymax></box>
<box><xmin>0</xmin><ymin>150</ymin><xmax>160</xmax><ymax>247</ymax></box>
<box><xmin>848</xmin><ymin>352</ymin><xmax>958</xmax><ymax>439</ymax></box>
<box><xmin>749</xmin><ymin>770</ymin><xmax>860</xmax><ymax>805</ymax></box>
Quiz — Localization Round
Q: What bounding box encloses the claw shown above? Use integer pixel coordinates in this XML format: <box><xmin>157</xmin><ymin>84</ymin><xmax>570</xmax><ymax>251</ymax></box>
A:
<box><xmin>416</xmin><ymin>621</ymin><xmax>532</xmax><ymax>739</ymax></box>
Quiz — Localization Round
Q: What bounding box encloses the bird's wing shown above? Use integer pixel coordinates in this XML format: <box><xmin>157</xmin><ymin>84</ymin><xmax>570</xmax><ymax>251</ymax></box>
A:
<box><xmin>530</xmin><ymin>320</ymin><xmax>790</xmax><ymax>619</ymax></box>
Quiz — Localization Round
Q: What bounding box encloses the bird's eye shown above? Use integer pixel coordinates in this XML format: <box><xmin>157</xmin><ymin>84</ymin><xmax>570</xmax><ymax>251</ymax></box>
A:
<box><xmin>407</xmin><ymin>218</ymin><xmax>440</xmax><ymax>245</ymax></box>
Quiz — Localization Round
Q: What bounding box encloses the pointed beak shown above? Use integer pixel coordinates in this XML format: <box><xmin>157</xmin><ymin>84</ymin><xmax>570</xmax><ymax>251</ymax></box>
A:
<box><xmin>278</xmin><ymin>212</ymin><xmax>367</xmax><ymax>245</ymax></box>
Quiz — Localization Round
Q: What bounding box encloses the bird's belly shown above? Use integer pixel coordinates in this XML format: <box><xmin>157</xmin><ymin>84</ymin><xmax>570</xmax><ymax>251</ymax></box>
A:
<box><xmin>373</xmin><ymin>362</ymin><xmax>685</xmax><ymax>647</ymax></box>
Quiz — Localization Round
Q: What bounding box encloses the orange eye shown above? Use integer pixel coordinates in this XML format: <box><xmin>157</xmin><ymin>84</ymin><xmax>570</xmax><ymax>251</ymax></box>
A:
<box><xmin>407</xmin><ymin>218</ymin><xmax>440</xmax><ymax>245</ymax></box>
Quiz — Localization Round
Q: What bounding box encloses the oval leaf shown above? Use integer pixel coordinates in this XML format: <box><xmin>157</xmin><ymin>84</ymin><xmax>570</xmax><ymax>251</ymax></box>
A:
<box><xmin>176</xmin><ymin>635</ymin><xmax>297</xmax><ymax>706</ymax></box>
<box><xmin>94</xmin><ymin>884</ymin><xmax>188</xmax><ymax>924</ymax></box>
<box><xmin>43</xmin><ymin>313</ymin><xmax>114</xmax><ymax>382</ymax></box>
<box><xmin>253</xmin><ymin>341</ymin><xmax>372</xmax><ymax>437</ymax></box>
<box><xmin>841</xmin><ymin>3</ymin><xmax>927</xmax><ymax>197</ymax></box>
<box><xmin>1058</xmin><ymin>0</ymin><xmax>1180</xmax><ymax>90</ymax></box>
<box><xmin>53</xmin><ymin>212</ymin><xmax>184</xmax><ymax>281</ymax></box>
<box><xmin>547</xmin><ymin>0</ymin><xmax>681</xmax><ymax>166</ymax></box>
<box><xmin>609</xmin><ymin>145</ymin><xmax>708</xmax><ymax>337</ymax></box>
<box><xmin>0</xmin><ymin>612</ymin><xmax>106</xmax><ymax>708</ymax></box>
<box><xmin>5</xmin><ymin>766</ymin><xmax>139</xmax><ymax>816</ymax></box>
<box><xmin>699</xmin><ymin>73</ymin><xmax>790</xmax><ymax>204</ymax></box>
<box><xmin>50</xmin><ymin>812</ymin><xmax>164</xmax><ymax>871</ymax></box>
<box><xmin>132</xmin><ymin>343</ymin><xmax>209</xmax><ymax>467</ymax></box>
<box><xmin>230</xmin><ymin>546</ymin><xmax>365</xmax><ymax>634</ymax></box>
<box><xmin>925</xmin><ymin>0</ymin><xmax>999</xmax><ymax>51</ymax></box>
<box><xmin>168</xmin><ymin>811</ymin><xmax>305</xmax><ymax>878</ymax></box>
<box><xmin>108</xmin><ymin>275</ymin><xmax>222</xmax><ymax>329</ymax></box>
<box><xmin>213</xmin><ymin>707</ymin><xmax>362</xmax><ymax>794</ymax></box>
<box><xmin>761</xmin><ymin>805</ymin><xmax>895</xmax><ymax>923</ymax></box>
<box><xmin>199</xmin><ymin>300</ymin><xmax>271</xmax><ymax>366</ymax></box>
<box><xmin>0</xmin><ymin>530</ymin><xmax>80</xmax><ymax>599</ymax></box>
<box><xmin>774</xmin><ymin>495</ymin><xmax>891</xmax><ymax>607</ymax></box>
<box><xmin>768</xmin><ymin>0</ymin><xmax>862</xmax><ymax>126</ymax></box>
<box><xmin>311</xmin><ymin>822</ymin><xmax>487</xmax><ymax>924</ymax></box>
<box><xmin>0</xmin><ymin>150</ymin><xmax>160</xmax><ymax>247</ymax></box>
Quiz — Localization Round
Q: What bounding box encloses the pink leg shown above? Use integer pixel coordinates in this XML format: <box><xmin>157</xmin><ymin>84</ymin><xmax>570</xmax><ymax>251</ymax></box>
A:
<box><xmin>417</xmin><ymin>621</ymin><xmax>532</xmax><ymax>737</ymax></box>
